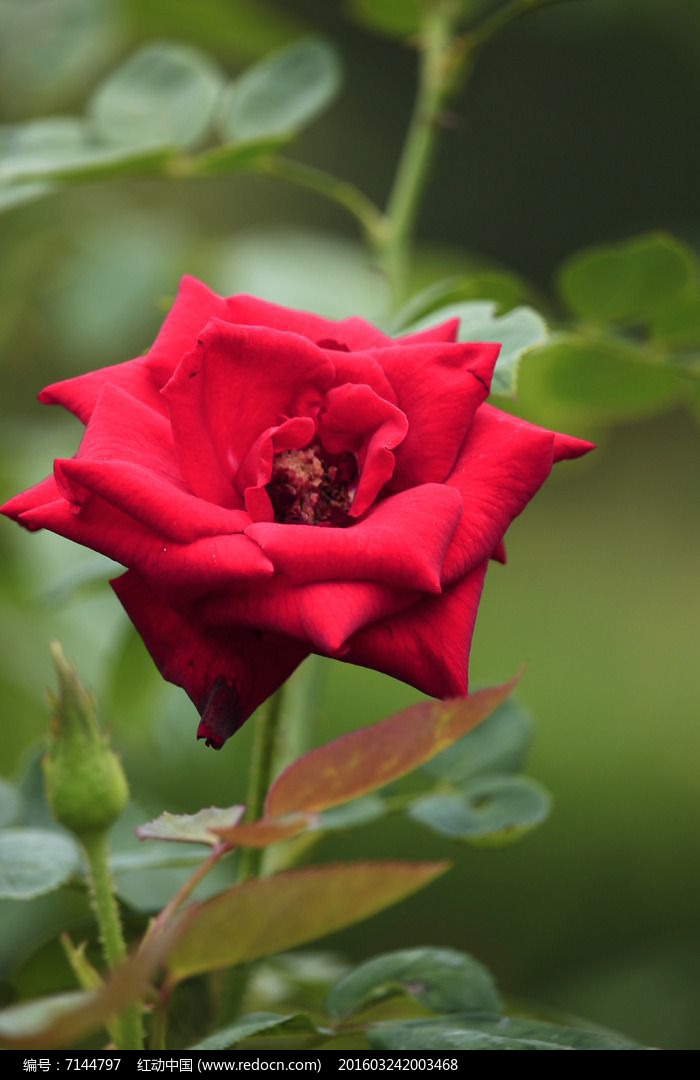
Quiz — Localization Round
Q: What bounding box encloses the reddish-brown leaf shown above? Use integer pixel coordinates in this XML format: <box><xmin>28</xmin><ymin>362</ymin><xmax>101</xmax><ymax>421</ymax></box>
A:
<box><xmin>265</xmin><ymin>678</ymin><xmax>519</xmax><ymax>818</ymax></box>
<box><xmin>212</xmin><ymin>812</ymin><xmax>316</xmax><ymax>848</ymax></box>
<box><xmin>168</xmin><ymin>861</ymin><xmax>449</xmax><ymax>983</ymax></box>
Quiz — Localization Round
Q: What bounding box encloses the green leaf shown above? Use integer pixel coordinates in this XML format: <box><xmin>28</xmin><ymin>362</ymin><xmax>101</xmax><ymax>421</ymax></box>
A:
<box><xmin>0</xmin><ymin>182</ymin><xmax>53</xmax><ymax>212</ymax></box>
<box><xmin>189</xmin><ymin>1011</ymin><xmax>317</xmax><ymax>1050</ymax></box>
<box><xmin>423</xmin><ymin>698</ymin><xmax>532</xmax><ymax>784</ymax></box>
<box><xmin>89</xmin><ymin>42</ymin><xmax>224</xmax><ymax>149</ymax></box>
<box><xmin>315</xmin><ymin>795</ymin><xmax>386</xmax><ymax>831</ymax></box>
<box><xmin>168</xmin><ymin>861</ymin><xmax>448</xmax><ymax>982</ymax></box>
<box><xmin>0</xmin><ymin>118</ymin><xmax>82</xmax><ymax>181</ymax></box>
<box><xmin>558</xmin><ymin>232</ymin><xmax>698</xmax><ymax>325</ymax></box>
<box><xmin>516</xmin><ymin>334</ymin><xmax>686</xmax><ymax>426</ymax></box>
<box><xmin>0</xmin><ymin>0</ymin><xmax>117</xmax><ymax>116</ymax></box>
<box><xmin>345</xmin><ymin>0</ymin><xmax>423</xmax><ymax>39</ymax></box>
<box><xmin>392</xmin><ymin>273</ymin><xmax>532</xmax><ymax>331</ymax></box>
<box><xmin>0</xmin><ymin>829</ymin><xmax>81</xmax><ymax>899</ymax></box>
<box><xmin>367</xmin><ymin>1014</ymin><xmax>643</xmax><ymax>1051</ymax></box>
<box><xmin>326</xmin><ymin>947</ymin><xmax>501</xmax><ymax>1020</ymax></box>
<box><xmin>403</xmin><ymin>302</ymin><xmax>548</xmax><ymax>396</ymax></box>
<box><xmin>265</xmin><ymin>678</ymin><xmax>518</xmax><ymax>818</ymax></box>
<box><xmin>135</xmin><ymin>805</ymin><xmax>245</xmax><ymax>846</ymax></box>
<box><xmin>408</xmin><ymin>776</ymin><xmax>551</xmax><ymax>846</ymax></box>
<box><xmin>109</xmin><ymin>849</ymin><xmax>208</xmax><ymax>873</ymax></box>
<box><xmin>217</xmin><ymin>38</ymin><xmax>341</xmax><ymax>141</ymax></box>
<box><xmin>0</xmin><ymin>779</ymin><xmax>19</xmax><ymax>828</ymax></box>
<box><xmin>651</xmin><ymin>288</ymin><xmax>700</xmax><ymax>350</ymax></box>
<box><xmin>0</xmin><ymin>118</ymin><xmax>174</xmax><ymax>184</ymax></box>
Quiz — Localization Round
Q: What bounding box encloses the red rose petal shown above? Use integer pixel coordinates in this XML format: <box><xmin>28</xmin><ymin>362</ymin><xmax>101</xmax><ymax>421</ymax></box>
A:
<box><xmin>237</xmin><ymin>416</ymin><xmax>317</xmax><ymax>523</ymax></box>
<box><xmin>1</xmin><ymin>473</ymin><xmax>61</xmax><ymax>522</ymax></box>
<box><xmin>344</xmin><ymin>559</ymin><xmax>490</xmax><ymax>699</ymax></box>
<box><xmin>370</xmin><ymin>340</ymin><xmax>500</xmax><ymax>489</ymax></box>
<box><xmin>112</xmin><ymin>570</ymin><xmax>306</xmax><ymax>741</ymax></box>
<box><xmin>554</xmin><ymin>430</ymin><xmax>596</xmax><ymax>461</ymax></box>
<box><xmin>397</xmin><ymin>317</ymin><xmax>460</xmax><ymax>345</ymax></box>
<box><xmin>226</xmin><ymin>294</ymin><xmax>391</xmax><ymax>350</ymax></box>
<box><xmin>246</xmin><ymin>483</ymin><xmax>462</xmax><ymax>594</ymax></box>
<box><xmin>318</xmin><ymin>384</ymin><xmax>408</xmax><ymax>516</ymax></box>
<box><xmin>328</xmin><ymin>349</ymin><xmax>397</xmax><ymax>403</ymax></box>
<box><xmin>163</xmin><ymin>321</ymin><xmax>335</xmax><ymax>503</ymax></box>
<box><xmin>37</xmin><ymin>275</ymin><xmax>229</xmax><ymax>424</ymax></box>
<box><xmin>51</xmin><ymin>384</ymin><xmax>249</xmax><ymax>541</ymax></box>
<box><xmin>147</xmin><ymin>275</ymin><xmax>230</xmax><ymax>385</ymax></box>
<box><xmin>18</xmin><ymin>496</ymin><xmax>272</xmax><ymax>591</ymax></box>
<box><xmin>198</xmin><ymin>576</ymin><xmax>416</xmax><ymax>655</ymax></box>
<box><xmin>441</xmin><ymin>406</ymin><xmax>594</xmax><ymax>585</ymax></box>
<box><xmin>38</xmin><ymin>355</ymin><xmax>166</xmax><ymax>425</ymax></box>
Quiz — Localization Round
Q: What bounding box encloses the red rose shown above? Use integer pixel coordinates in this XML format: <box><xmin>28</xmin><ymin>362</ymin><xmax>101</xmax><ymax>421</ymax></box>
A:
<box><xmin>2</xmin><ymin>277</ymin><xmax>592</xmax><ymax>748</ymax></box>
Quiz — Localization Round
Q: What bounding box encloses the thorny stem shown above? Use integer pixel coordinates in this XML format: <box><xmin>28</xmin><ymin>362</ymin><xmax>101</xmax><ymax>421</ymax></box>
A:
<box><xmin>81</xmin><ymin>830</ymin><xmax>144</xmax><ymax>1051</ymax></box>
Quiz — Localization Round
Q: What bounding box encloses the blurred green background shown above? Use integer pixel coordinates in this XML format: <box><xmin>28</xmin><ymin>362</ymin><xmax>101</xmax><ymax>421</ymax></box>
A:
<box><xmin>1</xmin><ymin>0</ymin><xmax>699</xmax><ymax>1051</ymax></box>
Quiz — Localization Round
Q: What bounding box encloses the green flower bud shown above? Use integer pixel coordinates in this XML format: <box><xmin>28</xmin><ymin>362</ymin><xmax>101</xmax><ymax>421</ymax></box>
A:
<box><xmin>42</xmin><ymin>642</ymin><xmax>128</xmax><ymax>837</ymax></box>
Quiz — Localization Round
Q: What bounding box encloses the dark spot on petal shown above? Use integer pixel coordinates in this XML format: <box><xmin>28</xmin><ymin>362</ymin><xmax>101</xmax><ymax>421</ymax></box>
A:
<box><xmin>468</xmin><ymin>368</ymin><xmax>489</xmax><ymax>393</ymax></box>
<box><xmin>316</xmin><ymin>338</ymin><xmax>350</xmax><ymax>352</ymax></box>
<box><xmin>196</xmin><ymin>676</ymin><xmax>243</xmax><ymax>750</ymax></box>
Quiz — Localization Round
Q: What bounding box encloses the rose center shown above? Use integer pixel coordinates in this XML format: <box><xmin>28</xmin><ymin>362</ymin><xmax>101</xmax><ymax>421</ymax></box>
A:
<box><xmin>266</xmin><ymin>440</ymin><xmax>357</xmax><ymax>526</ymax></box>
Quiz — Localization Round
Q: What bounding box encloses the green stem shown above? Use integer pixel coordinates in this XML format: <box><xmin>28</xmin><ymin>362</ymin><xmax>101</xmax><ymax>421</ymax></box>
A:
<box><xmin>238</xmin><ymin>686</ymin><xmax>286</xmax><ymax>882</ymax></box>
<box><xmin>150</xmin><ymin>996</ymin><xmax>168</xmax><ymax>1054</ymax></box>
<box><xmin>381</xmin><ymin>4</ymin><xmax>464</xmax><ymax>303</ymax></box>
<box><xmin>259</xmin><ymin>157</ymin><xmax>387</xmax><ymax>250</ymax></box>
<box><xmin>80</xmin><ymin>830</ymin><xmax>143</xmax><ymax>1051</ymax></box>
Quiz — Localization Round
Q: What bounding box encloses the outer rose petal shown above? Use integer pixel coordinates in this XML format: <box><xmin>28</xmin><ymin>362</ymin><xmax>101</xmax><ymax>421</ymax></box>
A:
<box><xmin>226</xmin><ymin>294</ymin><xmax>392</xmax><ymax>349</ymax></box>
<box><xmin>17</xmin><ymin>495</ymin><xmax>272</xmax><ymax>592</ymax></box>
<box><xmin>1</xmin><ymin>473</ymin><xmax>61</xmax><ymax>521</ymax></box>
<box><xmin>163</xmin><ymin>320</ymin><xmax>335</xmax><ymax>504</ymax></box>
<box><xmin>39</xmin><ymin>356</ymin><xmax>166</xmax><ymax>424</ymax></box>
<box><xmin>343</xmin><ymin>559</ymin><xmax>490</xmax><ymax>699</ymax></box>
<box><xmin>441</xmin><ymin>405</ymin><xmax>595</xmax><ymax>585</ymax></box>
<box><xmin>246</xmin><ymin>483</ymin><xmax>462</xmax><ymax>594</ymax></box>
<box><xmin>112</xmin><ymin>570</ymin><xmax>307</xmax><ymax>746</ymax></box>
<box><xmin>197</xmin><ymin>577</ymin><xmax>416</xmax><ymax>655</ymax></box>
<box><xmin>52</xmin><ymin>384</ymin><xmax>250</xmax><ymax>542</ymax></box>
<box><xmin>37</xmin><ymin>275</ymin><xmax>228</xmax><ymax>424</ymax></box>
<box><xmin>147</xmin><ymin>275</ymin><xmax>231</xmax><ymax>384</ymax></box>
<box><xmin>368</xmin><ymin>341</ymin><xmax>501</xmax><ymax>488</ymax></box>
<box><xmin>397</xmin><ymin>318</ymin><xmax>460</xmax><ymax>345</ymax></box>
